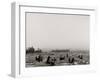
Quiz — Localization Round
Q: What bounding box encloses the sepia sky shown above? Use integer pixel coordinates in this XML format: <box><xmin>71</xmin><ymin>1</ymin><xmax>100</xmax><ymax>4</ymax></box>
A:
<box><xmin>26</xmin><ymin>12</ymin><xmax>89</xmax><ymax>50</ymax></box>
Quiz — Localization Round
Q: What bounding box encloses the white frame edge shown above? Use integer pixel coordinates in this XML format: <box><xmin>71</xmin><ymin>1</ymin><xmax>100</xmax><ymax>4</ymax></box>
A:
<box><xmin>11</xmin><ymin>2</ymin><xmax>20</xmax><ymax>78</ymax></box>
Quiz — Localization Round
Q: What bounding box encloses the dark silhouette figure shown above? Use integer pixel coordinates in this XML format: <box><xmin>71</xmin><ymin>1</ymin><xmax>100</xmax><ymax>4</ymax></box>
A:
<box><xmin>71</xmin><ymin>57</ymin><xmax>75</xmax><ymax>63</ymax></box>
<box><xmin>46</xmin><ymin>56</ymin><xmax>56</xmax><ymax>66</ymax></box>
<box><xmin>68</xmin><ymin>57</ymin><xmax>75</xmax><ymax>64</ymax></box>
<box><xmin>35</xmin><ymin>55</ymin><xmax>43</xmax><ymax>62</ymax></box>
<box><xmin>60</xmin><ymin>56</ymin><xmax>65</xmax><ymax>60</ymax></box>
<box><xmin>50</xmin><ymin>57</ymin><xmax>56</xmax><ymax>66</ymax></box>
<box><xmin>78</xmin><ymin>55</ymin><xmax>83</xmax><ymax>59</ymax></box>
<box><xmin>46</xmin><ymin>56</ymin><xmax>51</xmax><ymax>64</ymax></box>
<box><xmin>68</xmin><ymin>57</ymin><xmax>71</xmax><ymax>63</ymax></box>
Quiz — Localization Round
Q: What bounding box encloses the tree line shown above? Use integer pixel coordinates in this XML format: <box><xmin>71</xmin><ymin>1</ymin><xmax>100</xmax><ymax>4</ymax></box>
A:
<box><xmin>26</xmin><ymin>47</ymin><xmax>42</xmax><ymax>54</ymax></box>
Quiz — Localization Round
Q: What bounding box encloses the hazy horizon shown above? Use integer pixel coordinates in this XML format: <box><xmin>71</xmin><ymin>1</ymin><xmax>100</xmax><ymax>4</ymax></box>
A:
<box><xmin>26</xmin><ymin>13</ymin><xmax>89</xmax><ymax>50</ymax></box>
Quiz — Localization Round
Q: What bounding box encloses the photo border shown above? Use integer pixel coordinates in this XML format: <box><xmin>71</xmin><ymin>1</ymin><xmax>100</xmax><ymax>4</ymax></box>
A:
<box><xmin>11</xmin><ymin>2</ymin><xmax>96</xmax><ymax>78</ymax></box>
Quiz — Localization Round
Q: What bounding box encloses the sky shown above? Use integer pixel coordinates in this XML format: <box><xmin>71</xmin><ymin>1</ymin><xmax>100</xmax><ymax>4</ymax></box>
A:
<box><xmin>26</xmin><ymin>12</ymin><xmax>89</xmax><ymax>50</ymax></box>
